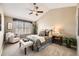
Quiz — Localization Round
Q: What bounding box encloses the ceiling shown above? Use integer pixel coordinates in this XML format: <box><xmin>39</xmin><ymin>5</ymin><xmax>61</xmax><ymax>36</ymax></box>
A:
<box><xmin>0</xmin><ymin>3</ymin><xmax>77</xmax><ymax>21</ymax></box>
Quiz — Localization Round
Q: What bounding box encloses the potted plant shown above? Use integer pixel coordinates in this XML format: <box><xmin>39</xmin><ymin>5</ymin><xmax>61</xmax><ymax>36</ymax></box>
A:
<box><xmin>33</xmin><ymin>21</ymin><xmax>38</xmax><ymax>34</ymax></box>
<box><xmin>70</xmin><ymin>37</ymin><xmax>77</xmax><ymax>48</ymax></box>
<box><xmin>63</xmin><ymin>37</ymin><xmax>77</xmax><ymax>48</ymax></box>
<box><xmin>63</xmin><ymin>37</ymin><xmax>71</xmax><ymax>48</ymax></box>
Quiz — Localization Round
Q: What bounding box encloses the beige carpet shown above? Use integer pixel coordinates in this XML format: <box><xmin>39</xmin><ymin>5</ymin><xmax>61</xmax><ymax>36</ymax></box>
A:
<box><xmin>2</xmin><ymin>42</ymin><xmax>77</xmax><ymax>56</ymax></box>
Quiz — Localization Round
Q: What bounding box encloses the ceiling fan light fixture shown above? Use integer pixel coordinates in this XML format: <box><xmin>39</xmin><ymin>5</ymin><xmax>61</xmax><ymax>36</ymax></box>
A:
<box><xmin>28</xmin><ymin>3</ymin><xmax>43</xmax><ymax>16</ymax></box>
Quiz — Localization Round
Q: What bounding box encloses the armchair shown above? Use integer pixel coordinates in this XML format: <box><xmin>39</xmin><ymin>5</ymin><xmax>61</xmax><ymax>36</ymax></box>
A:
<box><xmin>6</xmin><ymin>32</ymin><xmax>20</xmax><ymax>43</ymax></box>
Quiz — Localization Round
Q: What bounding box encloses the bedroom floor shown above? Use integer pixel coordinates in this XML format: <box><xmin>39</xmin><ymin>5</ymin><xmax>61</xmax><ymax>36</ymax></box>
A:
<box><xmin>2</xmin><ymin>42</ymin><xmax>77</xmax><ymax>56</ymax></box>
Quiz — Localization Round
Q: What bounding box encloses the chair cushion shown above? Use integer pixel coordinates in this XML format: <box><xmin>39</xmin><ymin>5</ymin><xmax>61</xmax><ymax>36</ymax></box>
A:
<box><xmin>20</xmin><ymin>40</ymin><xmax>33</xmax><ymax>48</ymax></box>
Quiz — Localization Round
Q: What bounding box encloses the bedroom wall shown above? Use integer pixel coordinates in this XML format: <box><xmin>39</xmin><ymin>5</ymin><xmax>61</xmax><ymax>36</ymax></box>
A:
<box><xmin>4</xmin><ymin>16</ymin><xmax>13</xmax><ymax>33</ymax></box>
<box><xmin>37</xmin><ymin>6</ymin><xmax>76</xmax><ymax>37</ymax></box>
<box><xmin>76</xmin><ymin>4</ymin><xmax>79</xmax><ymax>56</ymax></box>
<box><xmin>4</xmin><ymin>16</ymin><xmax>33</xmax><ymax>34</ymax></box>
<box><xmin>0</xmin><ymin>6</ymin><xmax>4</xmax><ymax>55</ymax></box>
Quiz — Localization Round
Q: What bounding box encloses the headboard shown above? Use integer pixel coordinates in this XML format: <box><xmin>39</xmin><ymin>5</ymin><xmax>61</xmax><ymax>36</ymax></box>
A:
<box><xmin>39</xmin><ymin>29</ymin><xmax>53</xmax><ymax>37</ymax></box>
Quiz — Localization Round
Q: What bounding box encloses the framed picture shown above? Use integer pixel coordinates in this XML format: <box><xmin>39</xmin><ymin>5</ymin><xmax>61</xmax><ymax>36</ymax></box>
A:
<box><xmin>8</xmin><ymin>23</ymin><xmax>12</xmax><ymax>29</ymax></box>
<box><xmin>0</xmin><ymin>14</ymin><xmax>1</xmax><ymax>31</ymax></box>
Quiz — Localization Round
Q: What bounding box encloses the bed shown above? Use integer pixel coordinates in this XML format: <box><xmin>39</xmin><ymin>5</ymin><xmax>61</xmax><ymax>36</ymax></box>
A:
<box><xmin>26</xmin><ymin>30</ymin><xmax>52</xmax><ymax>51</ymax></box>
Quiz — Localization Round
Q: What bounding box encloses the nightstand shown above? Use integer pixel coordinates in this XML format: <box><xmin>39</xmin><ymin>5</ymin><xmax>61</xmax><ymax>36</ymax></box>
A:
<box><xmin>52</xmin><ymin>35</ymin><xmax>63</xmax><ymax>45</ymax></box>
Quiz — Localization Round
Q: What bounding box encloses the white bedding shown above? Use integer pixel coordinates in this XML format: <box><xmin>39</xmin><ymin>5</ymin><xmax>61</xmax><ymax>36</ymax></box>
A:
<box><xmin>27</xmin><ymin>35</ymin><xmax>45</xmax><ymax>43</ymax></box>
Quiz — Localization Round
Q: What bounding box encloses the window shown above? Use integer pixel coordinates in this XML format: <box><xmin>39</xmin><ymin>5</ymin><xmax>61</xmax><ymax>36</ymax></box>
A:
<box><xmin>13</xmin><ymin>19</ymin><xmax>33</xmax><ymax>35</ymax></box>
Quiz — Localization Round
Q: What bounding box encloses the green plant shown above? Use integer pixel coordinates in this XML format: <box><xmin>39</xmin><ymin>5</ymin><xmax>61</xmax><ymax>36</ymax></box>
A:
<box><xmin>63</xmin><ymin>37</ymin><xmax>77</xmax><ymax>48</ymax></box>
<box><xmin>63</xmin><ymin>37</ymin><xmax>71</xmax><ymax>47</ymax></box>
<box><xmin>70</xmin><ymin>38</ymin><xmax>77</xmax><ymax>46</ymax></box>
<box><xmin>33</xmin><ymin>22</ymin><xmax>38</xmax><ymax>34</ymax></box>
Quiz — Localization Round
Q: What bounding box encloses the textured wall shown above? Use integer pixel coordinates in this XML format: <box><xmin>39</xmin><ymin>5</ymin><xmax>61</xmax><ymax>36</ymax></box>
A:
<box><xmin>37</xmin><ymin>7</ymin><xmax>76</xmax><ymax>37</ymax></box>
<box><xmin>4</xmin><ymin>16</ymin><xmax>13</xmax><ymax>33</ymax></box>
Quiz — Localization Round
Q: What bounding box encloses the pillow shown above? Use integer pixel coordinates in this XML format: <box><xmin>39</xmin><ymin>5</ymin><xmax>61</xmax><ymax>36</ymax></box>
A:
<box><xmin>48</xmin><ymin>30</ymin><xmax>54</xmax><ymax>37</ymax></box>
<box><xmin>39</xmin><ymin>29</ymin><xmax>49</xmax><ymax>36</ymax></box>
<box><xmin>45</xmin><ymin>29</ymin><xmax>49</xmax><ymax>36</ymax></box>
<box><xmin>39</xmin><ymin>30</ymin><xmax>46</xmax><ymax>36</ymax></box>
<box><xmin>48</xmin><ymin>31</ymin><xmax>52</xmax><ymax>37</ymax></box>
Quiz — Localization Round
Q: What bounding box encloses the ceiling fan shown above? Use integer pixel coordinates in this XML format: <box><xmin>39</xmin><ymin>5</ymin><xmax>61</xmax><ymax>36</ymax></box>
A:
<box><xmin>28</xmin><ymin>3</ymin><xmax>43</xmax><ymax>16</ymax></box>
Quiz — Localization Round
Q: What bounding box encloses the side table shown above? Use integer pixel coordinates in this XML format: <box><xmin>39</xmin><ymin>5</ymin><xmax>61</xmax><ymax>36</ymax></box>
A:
<box><xmin>52</xmin><ymin>35</ymin><xmax>63</xmax><ymax>45</ymax></box>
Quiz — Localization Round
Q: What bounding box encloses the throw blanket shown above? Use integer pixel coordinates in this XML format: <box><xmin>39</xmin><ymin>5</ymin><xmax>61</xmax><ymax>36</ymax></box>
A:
<box><xmin>27</xmin><ymin>35</ymin><xmax>45</xmax><ymax>43</ymax></box>
<box><xmin>27</xmin><ymin>35</ymin><xmax>46</xmax><ymax>51</ymax></box>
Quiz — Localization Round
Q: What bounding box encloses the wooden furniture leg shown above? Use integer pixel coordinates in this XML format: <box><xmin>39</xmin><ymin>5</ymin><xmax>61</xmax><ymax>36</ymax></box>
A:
<box><xmin>24</xmin><ymin>47</ymin><xmax>27</xmax><ymax>55</ymax></box>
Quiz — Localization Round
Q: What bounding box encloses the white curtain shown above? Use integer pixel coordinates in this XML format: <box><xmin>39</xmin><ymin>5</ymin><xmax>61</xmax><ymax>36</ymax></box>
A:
<box><xmin>13</xmin><ymin>20</ymin><xmax>33</xmax><ymax>35</ymax></box>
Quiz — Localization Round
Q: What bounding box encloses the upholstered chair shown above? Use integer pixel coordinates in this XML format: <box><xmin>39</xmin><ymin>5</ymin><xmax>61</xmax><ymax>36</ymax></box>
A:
<box><xmin>6</xmin><ymin>32</ymin><xmax>20</xmax><ymax>43</ymax></box>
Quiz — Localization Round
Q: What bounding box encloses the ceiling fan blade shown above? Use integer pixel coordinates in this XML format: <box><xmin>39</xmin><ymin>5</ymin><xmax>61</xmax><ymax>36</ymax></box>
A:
<box><xmin>33</xmin><ymin>3</ymin><xmax>36</xmax><ymax>5</ymax></box>
<box><xmin>37</xmin><ymin>11</ymin><xmax>43</xmax><ymax>13</ymax></box>
<box><xmin>29</xmin><ymin>12</ymin><xmax>33</xmax><ymax>15</ymax></box>
<box><xmin>29</xmin><ymin>9</ymin><xmax>33</xmax><ymax>11</ymax></box>
<box><xmin>26</xmin><ymin>8</ymin><xmax>32</xmax><ymax>11</ymax></box>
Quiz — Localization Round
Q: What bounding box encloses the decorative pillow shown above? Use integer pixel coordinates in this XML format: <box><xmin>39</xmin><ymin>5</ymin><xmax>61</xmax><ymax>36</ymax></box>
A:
<box><xmin>39</xmin><ymin>30</ymin><xmax>46</xmax><ymax>36</ymax></box>
<box><xmin>23</xmin><ymin>38</ymin><xmax>29</xmax><ymax>42</ymax></box>
<box><xmin>48</xmin><ymin>30</ymin><xmax>54</xmax><ymax>37</ymax></box>
<box><xmin>45</xmin><ymin>29</ymin><xmax>49</xmax><ymax>36</ymax></box>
